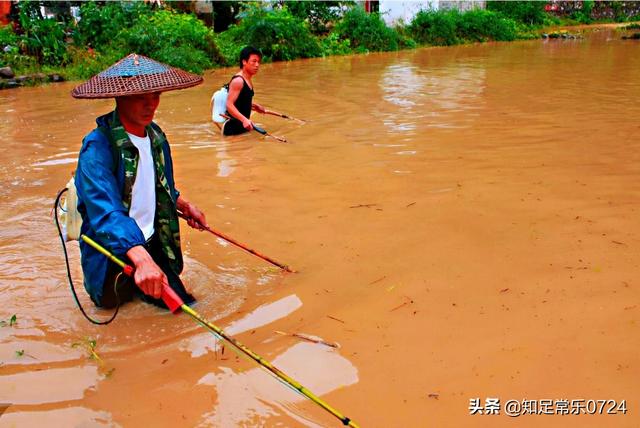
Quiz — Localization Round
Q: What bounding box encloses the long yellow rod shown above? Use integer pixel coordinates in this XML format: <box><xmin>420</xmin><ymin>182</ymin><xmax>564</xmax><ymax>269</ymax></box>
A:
<box><xmin>181</xmin><ymin>304</ymin><xmax>360</xmax><ymax>428</ymax></box>
<box><xmin>80</xmin><ymin>235</ymin><xmax>360</xmax><ymax>427</ymax></box>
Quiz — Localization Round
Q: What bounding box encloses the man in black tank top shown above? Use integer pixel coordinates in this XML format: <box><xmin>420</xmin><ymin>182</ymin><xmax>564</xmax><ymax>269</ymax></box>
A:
<box><xmin>223</xmin><ymin>46</ymin><xmax>266</xmax><ymax>136</ymax></box>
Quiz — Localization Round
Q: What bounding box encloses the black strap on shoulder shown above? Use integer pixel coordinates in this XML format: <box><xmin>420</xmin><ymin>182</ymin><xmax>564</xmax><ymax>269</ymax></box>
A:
<box><xmin>228</xmin><ymin>74</ymin><xmax>247</xmax><ymax>88</ymax></box>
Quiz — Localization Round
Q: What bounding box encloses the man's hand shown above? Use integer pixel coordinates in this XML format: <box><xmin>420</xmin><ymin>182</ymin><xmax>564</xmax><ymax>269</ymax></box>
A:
<box><xmin>126</xmin><ymin>245</ymin><xmax>166</xmax><ymax>299</ymax></box>
<box><xmin>177</xmin><ymin>195</ymin><xmax>208</xmax><ymax>231</ymax></box>
<box><xmin>242</xmin><ymin>117</ymin><xmax>254</xmax><ymax>131</ymax></box>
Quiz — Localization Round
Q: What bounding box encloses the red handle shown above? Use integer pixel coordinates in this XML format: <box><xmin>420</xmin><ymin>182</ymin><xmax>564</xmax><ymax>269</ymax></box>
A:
<box><xmin>123</xmin><ymin>265</ymin><xmax>134</xmax><ymax>277</ymax></box>
<box><xmin>161</xmin><ymin>284</ymin><xmax>184</xmax><ymax>314</ymax></box>
<box><xmin>122</xmin><ymin>263</ymin><xmax>183</xmax><ymax>314</ymax></box>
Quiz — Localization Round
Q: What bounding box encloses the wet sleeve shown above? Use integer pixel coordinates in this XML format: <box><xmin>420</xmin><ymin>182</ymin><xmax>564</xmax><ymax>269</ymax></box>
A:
<box><xmin>75</xmin><ymin>132</ymin><xmax>145</xmax><ymax>255</ymax></box>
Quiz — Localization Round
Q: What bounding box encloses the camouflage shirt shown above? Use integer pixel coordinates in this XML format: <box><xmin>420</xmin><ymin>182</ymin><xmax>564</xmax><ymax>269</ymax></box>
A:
<box><xmin>76</xmin><ymin>110</ymin><xmax>183</xmax><ymax>305</ymax></box>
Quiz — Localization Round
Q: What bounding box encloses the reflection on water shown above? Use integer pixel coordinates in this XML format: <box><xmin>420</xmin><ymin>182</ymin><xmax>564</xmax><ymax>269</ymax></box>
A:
<box><xmin>226</xmin><ymin>294</ymin><xmax>302</xmax><ymax>335</ymax></box>
<box><xmin>0</xmin><ymin>407</ymin><xmax>118</xmax><ymax>427</ymax></box>
<box><xmin>31</xmin><ymin>158</ymin><xmax>77</xmax><ymax>167</ymax></box>
<box><xmin>380</xmin><ymin>62</ymin><xmax>425</xmax><ymax>133</ymax></box>
<box><xmin>378</xmin><ymin>59</ymin><xmax>486</xmax><ymax>135</ymax></box>
<box><xmin>197</xmin><ymin>342</ymin><xmax>358</xmax><ymax>427</ymax></box>
<box><xmin>0</xmin><ymin>366</ymin><xmax>99</xmax><ymax>405</ymax></box>
<box><xmin>180</xmin><ymin>294</ymin><xmax>302</xmax><ymax>357</ymax></box>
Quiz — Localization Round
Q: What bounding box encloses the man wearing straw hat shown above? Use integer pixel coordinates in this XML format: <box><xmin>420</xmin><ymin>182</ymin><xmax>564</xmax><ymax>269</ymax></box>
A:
<box><xmin>72</xmin><ymin>53</ymin><xmax>207</xmax><ymax>310</ymax></box>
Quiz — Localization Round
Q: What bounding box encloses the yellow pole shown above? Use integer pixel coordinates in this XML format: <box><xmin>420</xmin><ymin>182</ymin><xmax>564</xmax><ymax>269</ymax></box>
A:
<box><xmin>181</xmin><ymin>305</ymin><xmax>360</xmax><ymax>428</ymax></box>
<box><xmin>80</xmin><ymin>234</ymin><xmax>360</xmax><ymax>427</ymax></box>
<box><xmin>81</xmin><ymin>235</ymin><xmax>126</xmax><ymax>269</ymax></box>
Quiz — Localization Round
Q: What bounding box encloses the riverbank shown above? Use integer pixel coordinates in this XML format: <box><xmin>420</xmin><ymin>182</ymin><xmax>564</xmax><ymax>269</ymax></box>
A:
<box><xmin>1</xmin><ymin>0</ymin><xmax>638</xmax><ymax>90</ymax></box>
<box><xmin>0</xmin><ymin>66</ymin><xmax>64</xmax><ymax>89</ymax></box>
<box><xmin>1</xmin><ymin>21</ymin><xmax>637</xmax><ymax>91</ymax></box>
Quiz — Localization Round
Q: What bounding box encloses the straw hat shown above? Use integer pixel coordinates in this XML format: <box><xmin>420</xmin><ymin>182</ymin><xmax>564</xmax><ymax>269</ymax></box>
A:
<box><xmin>72</xmin><ymin>53</ymin><xmax>203</xmax><ymax>99</ymax></box>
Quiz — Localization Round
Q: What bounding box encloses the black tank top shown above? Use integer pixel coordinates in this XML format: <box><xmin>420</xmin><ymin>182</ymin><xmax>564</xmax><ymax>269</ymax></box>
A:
<box><xmin>223</xmin><ymin>75</ymin><xmax>254</xmax><ymax>136</ymax></box>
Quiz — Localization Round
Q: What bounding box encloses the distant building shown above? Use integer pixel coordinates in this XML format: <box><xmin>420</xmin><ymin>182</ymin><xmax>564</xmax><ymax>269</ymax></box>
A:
<box><xmin>361</xmin><ymin>1</ymin><xmax>486</xmax><ymax>26</ymax></box>
<box><xmin>439</xmin><ymin>1</ymin><xmax>486</xmax><ymax>12</ymax></box>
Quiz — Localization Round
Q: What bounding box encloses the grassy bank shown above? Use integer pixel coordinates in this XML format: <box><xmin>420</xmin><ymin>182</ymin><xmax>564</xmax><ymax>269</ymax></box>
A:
<box><xmin>1</xmin><ymin>1</ymin><xmax>639</xmax><ymax>85</ymax></box>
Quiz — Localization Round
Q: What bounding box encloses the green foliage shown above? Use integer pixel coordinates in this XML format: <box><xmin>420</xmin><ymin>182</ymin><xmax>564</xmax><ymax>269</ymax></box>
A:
<box><xmin>118</xmin><ymin>10</ymin><xmax>224</xmax><ymax>73</ymax></box>
<box><xmin>74</xmin><ymin>2</ymin><xmax>152</xmax><ymax>48</ymax></box>
<box><xmin>457</xmin><ymin>9</ymin><xmax>518</xmax><ymax>42</ymax></box>
<box><xmin>63</xmin><ymin>46</ymin><xmax>122</xmax><ymax>80</ymax></box>
<box><xmin>486</xmin><ymin>1</ymin><xmax>547</xmax><ymax>26</ymax></box>
<box><xmin>0</xmin><ymin>25</ymin><xmax>18</xmax><ymax>48</ymax></box>
<box><xmin>410</xmin><ymin>8</ymin><xmax>518</xmax><ymax>45</ymax></box>
<box><xmin>283</xmin><ymin>1</ymin><xmax>352</xmax><ymax>35</ymax></box>
<box><xmin>569</xmin><ymin>0</ymin><xmax>594</xmax><ymax>24</ymax></box>
<box><xmin>320</xmin><ymin>32</ymin><xmax>352</xmax><ymax>56</ymax></box>
<box><xmin>0</xmin><ymin>314</ymin><xmax>17</xmax><ymax>327</ymax></box>
<box><xmin>611</xmin><ymin>1</ymin><xmax>628</xmax><ymax>23</ymax></box>
<box><xmin>410</xmin><ymin>10</ymin><xmax>461</xmax><ymax>45</ymax></box>
<box><xmin>394</xmin><ymin>24</ymin><xmax>417</xmax><ymax>49</ymax></box>
<box><xmin>72</xmin><ymin>337</ymin><xmax>103</xmax><ymax>364</ymax></box>
<box><xmin>583</xmin><ymin>0</ymin><xmax>595</xmax><ymax>21</ymax></box>
<box><xmin>333</xmin><ymin>7</ymin><xmax>399</xmax><ymax>53</ymax></box>
<box><xmin>18</xmin><ymin>3</ymin><xmax>68</xmax><ymax>66</ymax></box>
<box><xmin>217</xmin><ymin>4</ymin><xmax>321</xmax><ymax>63</ymax></box>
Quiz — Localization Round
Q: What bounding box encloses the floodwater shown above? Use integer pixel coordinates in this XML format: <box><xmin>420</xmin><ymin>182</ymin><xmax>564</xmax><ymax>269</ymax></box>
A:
<box><xmin>1</xmin><ymin>27</ymin><xmax>639</xmax><ymax>427</ymax></box>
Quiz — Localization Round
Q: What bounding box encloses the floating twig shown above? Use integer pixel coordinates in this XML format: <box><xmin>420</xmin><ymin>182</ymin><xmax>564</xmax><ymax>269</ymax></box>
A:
<box><xmin>275</xmin><ymin>331</ymin><xmax>340</xmax><ymax>348</ymax></box>
<box><xmin>390</xmin><ymin>296</ymin><xmax>414</xmax><ymax>312</ymax></box>
<box><xmin>327</xmin><ymin>315</ymin><xmax>345</xmax><ymax>324</ymax></box>
<box><xmin>368</xmin><ymin>276</ymin><xmax>386</xmax><ymax>285</ymax></box>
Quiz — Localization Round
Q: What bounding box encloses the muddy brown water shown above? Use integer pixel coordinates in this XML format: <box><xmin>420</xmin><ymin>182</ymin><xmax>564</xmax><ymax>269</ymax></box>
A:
<box><xmin>0</xmin><ymin>29</ymin><xmax>638</xmax><ymax>427</ymax></box>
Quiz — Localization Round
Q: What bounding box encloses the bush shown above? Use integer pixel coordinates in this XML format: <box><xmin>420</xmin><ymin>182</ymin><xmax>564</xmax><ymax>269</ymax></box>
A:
<box><xmin>333</xmin><ymin>7</ymin><xmax>399</xmax><ymax>52</ymax></box>
<box><xmin>457</xmin><ymin>9</ymin><xmax>518</xmax><ymax>42</ymax></box>
<box><xmin>0</xmin><ymin>25</ymin><xmax>18</xmax><ymax>48</ymax></box>
<box><xmin>118</xmin><ymin>10</ymin><xmax>224</xmax><ymax>73</ymax></box>
<box><xmin>394</xmin><ymin>24</ymin><xmax>417</xmax><ymax>49</ymax></box>
<box><xmin>1</xmin><ymin>24</ymin><xmax>35</xmax><ymax>71</ymax></box>
<box><xmin>320</xmin><ymin>32</ymin><xmax>352</xmax><ymax>56</ymax></box>
<box><xmin>284</xmin><ymin>1</ymin><xmax>353</xmax><ymax>35</ymax></box>
<box><xmin>410</xmin><ymin>10</ymin><xmax>461</xmax><ymax>45</ymax></box>
<box><xmin>216</xmin><ymin>4</ymin><xmax>321</xmax><ymax>63</ymax></box>
<box><xmin>409</xmin><ymin>8</ymin><xmax>518</xmax><ymax>45</ymax></box>
<box><xmin>74</xmin><ymin>2</ymin><xmax>152</xmax><ymax>48</ymax></box>
<box><xmin>17</xmin><ymin>4</ymin><xmax>69</xmax><ymax>66</ymax></box>
<box><xmin>486</xmin><ymin>1</ymin><xmax>546</xmax><ymax>26</ymax></box>
<box><xmin>570</xmin><ymin>0</ymin><xmax>594</xmax><ymax>24</ymax></box>
<box><xmin>63</xmin><ymin>46</ymin><xmax>122</xmax><ymax>80</ymax></box>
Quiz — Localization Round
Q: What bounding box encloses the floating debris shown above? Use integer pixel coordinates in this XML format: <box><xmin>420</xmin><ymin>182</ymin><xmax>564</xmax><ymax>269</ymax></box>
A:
<box><xmin>0</xmin><ymin>314</ymin><xmax>17</xmax><ymax>327</ymax></box>
<box><xmin>275</xmin><ymin>330</ymin><xmax>340</xmax><ymax>349</ymax></box>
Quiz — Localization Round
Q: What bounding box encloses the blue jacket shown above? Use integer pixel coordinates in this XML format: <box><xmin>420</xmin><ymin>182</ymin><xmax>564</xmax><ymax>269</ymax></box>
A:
<box><xmin>75</xmin><ymin>111</ymin><xmax>180</xmax><ymax>306</ymax></box>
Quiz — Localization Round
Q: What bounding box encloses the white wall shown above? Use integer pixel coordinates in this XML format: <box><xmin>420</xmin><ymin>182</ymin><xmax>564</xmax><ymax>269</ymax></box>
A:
<box><xmin>379</xmin><ymin>1</ymin><xmax>438</xmax><ymax>26</ymax></box>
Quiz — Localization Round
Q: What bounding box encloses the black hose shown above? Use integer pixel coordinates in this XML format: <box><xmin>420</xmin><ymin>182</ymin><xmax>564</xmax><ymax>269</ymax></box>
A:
<box><xmin>54</xmin><ymin>187</ymin><xmax>119</xmax><ymax>325</ymax></box>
